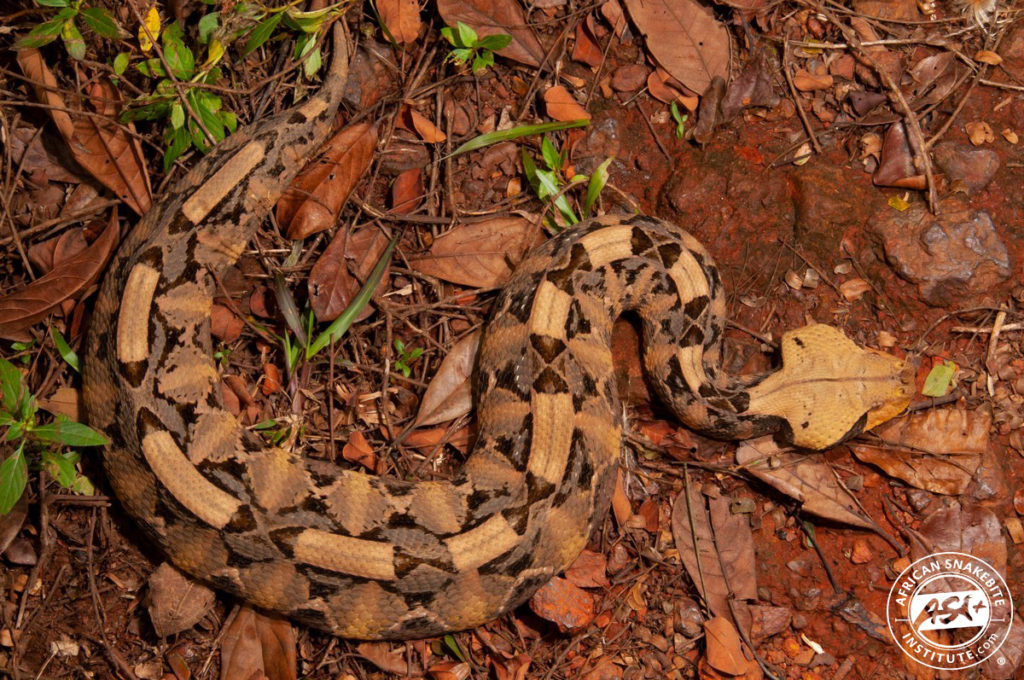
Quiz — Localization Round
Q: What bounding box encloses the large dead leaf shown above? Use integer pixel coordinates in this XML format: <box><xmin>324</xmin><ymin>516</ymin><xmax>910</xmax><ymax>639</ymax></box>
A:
<box><xmin>850</xmin><ymin>407</ymin><xmax>988</xmax><ymax>495</ymax></box>
<box><xmin>529</xmin><ymin>576</ymin><xmax>595</xmax><ymax>632</ymax></box>
<box><xmin>703</xmin><ymin>616</ymin><xmax>747</xmax><ymax>676</ymax></box>
<box><xmin>544</xmin><ymin>85</ymin><xmax>590</xmax><ymax>122</ymax></box>
<box><xmin>277</xmin><ymin>121</ymin><xmax>377</xmax><ymax>239</ymax></box>
<box><xmin>436</xmin><ymin>0</ymin><xmax>546</xmax><ymax>67</ymax></box>
<box><xmin>355</xmin><ymin>641</ymin><xmax>423</xmax><ymax>675</ymax></box>
<box><xmin>621</xmin><ymin>0</ymin><xmax>729</xmax><ymax>93</ymax></box>
<box><xmin>735</xmin><ymin>437</ymin><xmax>881</xmax><ymax>531</ymax></box>
<box><xmin>670</xmin><ymin>485</ymin><xmax>757</xmax><ymax>627</ymax></box>
<box><xmin>220</xmin><ymin>606</ymin><xmax>297</xmax><ymax>680</ymax></box>
<box><xmin>147</xmin><ymin>563</ymin><xmax>215</xmax><ymax>638</ymax></box>
<box><xmin>407</xmin><ymin>217</ymin><xmax>543</xmax><ymax>288</ymax></box>
<box><xmin>308</xmin><ymin>226</ymin><xmax>391</xmax><ymax>322</ymax></box>
<box><xmin>17</xmin><ymin>50</ymin><xmax>152</xmax><ymax>216</ymax></box>
<box><xmin>915</xmin><ymin>503</ymin><xmax>1007</xmax><ymax>572</ymax></box>
<box><xmin>0</xmin><ymin>210</ymin><xmax>119</xmax><ymax>338</ymax></box>
<box><xmin>414</xmin><ymin>330</ymin><xmax>480</xmax><ymax>427</ymax></box>
<box><xmin>377</xmin><ymin>0</ymin><xmax>422</xmax><ymax>43</ymax></box>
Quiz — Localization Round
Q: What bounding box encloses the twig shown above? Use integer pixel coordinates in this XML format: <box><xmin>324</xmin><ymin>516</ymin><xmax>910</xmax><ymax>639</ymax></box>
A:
<box><xmin>782</xmin><ymin>39</ymin><xmax>821</xmax><ymax>154</ymax></box>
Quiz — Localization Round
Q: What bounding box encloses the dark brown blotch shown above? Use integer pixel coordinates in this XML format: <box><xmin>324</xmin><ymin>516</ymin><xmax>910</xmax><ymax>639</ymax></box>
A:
<box><xmin>529</xmin><ymin>334</ymin><xmax>566</xmax><ymax>363</ymax></box>
<box><xmin>533</xmin><ymin>367</ymin><xmax>568</xmax><ymax>394</ymax></box>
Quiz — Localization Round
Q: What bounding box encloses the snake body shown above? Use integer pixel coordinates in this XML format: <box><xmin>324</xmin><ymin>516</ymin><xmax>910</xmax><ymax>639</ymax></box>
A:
<box><xmin>83</xmin><ymin>28</ymin><xmax>912</xmax><ymax>639</ymax></box>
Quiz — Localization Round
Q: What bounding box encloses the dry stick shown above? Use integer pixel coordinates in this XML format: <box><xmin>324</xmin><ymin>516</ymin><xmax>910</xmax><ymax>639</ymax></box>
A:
<box><xmin>782</xmin><ymin>39</ymin><xmax>822</xmax><ymax>154</ymax></box>
<box><xmin>810</xmin><ymin>2</ymin><xmax>938</xmax><ymax>213</ymax></box>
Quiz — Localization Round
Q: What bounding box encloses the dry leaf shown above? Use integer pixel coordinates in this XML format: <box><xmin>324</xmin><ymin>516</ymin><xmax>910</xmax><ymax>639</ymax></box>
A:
<box><xmin>0</xmin><ymin>211</ymin><xmax>119</xmax><ymax>338</ymax></box>
<box><xmin>408</xmin><ymin>108</ymin><xmax>446</xmax><ymax>143</ymax></box>
<box><xmin>621</xmin><ymin>0</ymin><xmax>729</xmax><ymax>93</ymax></box>
<box><xmin>792</xmin><ymin>68</ymin><xmax>833</xmax><ymax>91</ymax></box>
<box><xmin>529</xmin><ymin>576</ymin><xmax>595</xmax><ymax>632</ymax></box>
<box><xmin>37</xmin><ymin>386</ymin><xmax>82</xmax><ymax>421</ymax></box>
<box><xmin>965</xmin><ymin>120</ymin><xmax>995</xmax><ymax>145</ymax></box>
<box><xmin>391</xmin><ymin>167</ymin><xmax>423</xmax><ymax>213</ymax></box>
<box><xmin>414</xmin><ymin>331</ymin><xmax>480</xmax><ymax>427</ymax></box>
<box><xmin>342</xmin><ymin>430</ymin><xmax>378</xmax><ymax>471</ymax></box>
<box><xmin>436</xmin><ymin>0</ymin><xmax>545</xmax><ymax>67</ymax></box>
<box><xmin>703</xmin><ymin>616</ymin><xmax>747</xmax><ymax>676</ymax></box>
<box><xmin>543</xmin><ymin>85</ymin><xmax>590</xmax><ymax>121</ymax></box>
<box><xmin>564</xmin><ymin>549</ymin><xmax>609</xmax><ymax>589</ymax></box>
<box><xmin>147</xmin><ymin>563</ymin><xmax>215</xmax><ymax>638</ymax></box>
<box><xmin>277</xmin><ymin>121</ymin><xmax>377</xmax><ymax>239</ymax></box>
<box><xmin>840</xmin><ymin>278</ymin><xmax>872</xmax><ymax>301</ymax></box>
<box><xmin>1002</xmin><ymin>128</ymin><xmax>1019</xmax><ymax>144</ymax></box>
<box><xmin>377</xmin><ymin>0</ymin><xmax>421</xmax><ymax>43</ymax></box>
<box><xmin>408</xmin><ymin>217</ymin><xmax>543</xmax><ymax>288</ymax></box>
<box><xmin>210</xmin><ymin>303</ymin><xmax>243</xmax><ymax>342</ymax></box>
<box><xmin>17</xmin><ymin>50</ymin><xmax>151</xmax><ymax>216</ymax></box>
<box><xmin>308</xmin><ymin>226</ymin><xmax>391</xmax><ymax>322</ymax></box>
<box><xmin>572</xmin><ymin>21</ymin><xmax>603</xmax><ymax>68</ymax></box>
<box><xmin>873</xmin><ymin>122</ymin><xmax>926</xmax><ymax>189</ymax></box>
<box><xmin>356</xmin><ymin>641</ymin><xmax>422</xmax><ymax>675</ymax></box>
<box><xmin>974</xmin><ymin>49</ymin><xmax>1002</xmax><ymax>65</ymax></box>
<box><xmin>0</xmin><ymin>495</ymin><xmax>28</xmax><ymax>557</ymax></box>
<box><xmin>221</xmin><ymin>606</ymin><xmax>297</xmax><ymax>680</ymax></box>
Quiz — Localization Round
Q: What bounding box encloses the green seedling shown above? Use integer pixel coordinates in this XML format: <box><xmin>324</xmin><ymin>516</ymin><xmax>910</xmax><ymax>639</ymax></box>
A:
<box><xmin>393</xmin><ymin>340</ymin><xmax>423</xmax><ymax>378</ymax></box>
<box><xmin>440</xmin><ymin>21</ymin><xmax>511</xmax><ymax>73</ymax></box>
<box><xmin>670</xmin><ymin>101</ymin><xmax>688</xmax><ymax>140</ymax></box>
<box><xmin>522</xmin><ymin>136</ymin><xmax>613</xmax><ymax>228</ymax></box>
<box><xmin>14</xmin><ymin>0</ymin><xmax>121</xmax><ymax>60</ymax></box>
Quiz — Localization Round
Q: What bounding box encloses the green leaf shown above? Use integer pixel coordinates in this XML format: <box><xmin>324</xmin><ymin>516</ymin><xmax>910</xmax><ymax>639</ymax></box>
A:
<box><xmin>0</xmin><ymin>359</ymin><xmax>23</xmax><ymax>415</ymax></box>
<box><xmin>440</xmin><ymin>26</ymin><xmax>455</xmax><ymax>46</ymax></box>
<box><xmin>113</xmin><ymin>51</ymin><xmax>129</xmax><ymax>75</ymax></box>
<box><xmin>162</xmin><ymin>25</ymin><xmax>195</xmax><ymax>79</ymax></box>
<box><xmin>282</xmin><ymin>7</ymin><xmax>330</xmax><ymax>33</ymax></box>
<box><xmin>243</xmin><ymin>13</ymin><xmax>283</xmax><ymax>56</ymax></box>
<box><xmin>170</xmin><ymin>101</ymin><xmax>185</xmax><ymax>129</ymax></box>
<box><xmin>163</xmin><ymin>125</ymin><xmax>191</xmax><ymax>170</ymax></box>
<box><xmin>136</xmin><ymin>57</ymin><xmax>167</xmax><ymax>78</ymax></box>
<box><xmin>60</xmin><ymin>19</ymin><xmax>86</xmax><ymax>60</ymax></box>
<box><xmin>71</xmin><ymin>474</ymin><xmax>95</xmax><ymax>495</ymax></box>
<box><xmin>123</xmin><ymin>98</ymin><xmax>170</xmax><ymax>122</ymax></box>
<box><xmin>198</xmin><ymin>12</ymin><xmax>219</xmax><ymax>44</ymax></box>
<box><xmin>447</xmin><ymin>119</ymin><xmax>589</xmax><ymax>159</ymax></box>
<box><xmin>541</xmin><ymin>136</ymin><xmax>561</xmax><ymax>172</ymax></box>
<box><xmin>307</xmin><ymin>236</ymin><xmax>398</xmax><ymax>359</ymax></box>
<box><xmin>43</xmin><ymin>450</ymin><xmax>78</xmax><ymax>488</ymax></box>
<box><xmin>471</xmin><ymin>51</ymin><xmax>493</xmax><ymax>73</ymax></box>
<box><xmin>37</xmin><ymin>0</ymin><xmax>70</xmax><ymax>7</ymax></box>
<box><xmin>922</xmin><ymin>360</ymin><xmax>956</xmax><ymax>397</ymax></box>
<box><xmin>7</xmin><ymin>422</ymin><xmax>26</xmax><ymax>442</ymax></box>
<box><xmin>49</xmin><ymin>326</ymin><xmax>79</xmax><ymax>373</ymax></box>
<box><xmin>455</xmin><ymin>21</ymin><xmax>477</xmax><ymax>47</ymax></box>
<box><xmin>221</xmin><ymin>110</ymin><xmax>237</xmax><ymax>134</ymax></box>
<box><xmin>302</xmin><ymin>44</ymin><xmax>321</xmax><ymax>78</ymax></box>
<box><xmin>584</xmin><ymin>157</ymin><xmax>613</xmax><ymax>218</ymax></box>
<box><xmin>0</xmin><ymin>447</ymin><xmax>28</xmax><ymax>515</ymax></box>
<box><xmin>80</xmin><ymin>7</ymin><xmax>120</xmax><ymax>38</ymax></box>
<box><xmin>477</xmin><ymin>33</ymin><xmax>512</xmax><ymax>51</ymax></box>
<box><xmin>32</xmin><ymin>416</ymin><xmax>108</xmax><ymax>447</ymax></box>
<box><xmin>448</xmin><ymin>47</ymin><xmax>473</xmax><ymax>66</ymax></box>
<box><xmin>14</xmin><ymin>14</ymin><xmax>67</xmax><ymax>49</ymax></box>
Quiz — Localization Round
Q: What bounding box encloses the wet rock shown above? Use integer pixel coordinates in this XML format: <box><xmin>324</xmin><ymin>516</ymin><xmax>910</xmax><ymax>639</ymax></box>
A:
<box><xmin>933</xmin><ymin>142</ymin><xmax>1000</xmax><ymax>192</ymax></box>
<box><xmin>872</xmin><ymin>203</ymin><xmax>1012</xmax><ymax>307</ymax></box>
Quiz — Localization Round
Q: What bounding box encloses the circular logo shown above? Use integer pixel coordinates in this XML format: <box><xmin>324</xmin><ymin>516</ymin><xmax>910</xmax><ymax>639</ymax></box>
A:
<box><xmin>887</xmin><ymin>551</ymin><xmax>1014</xmax><ymax>670</ymax></box>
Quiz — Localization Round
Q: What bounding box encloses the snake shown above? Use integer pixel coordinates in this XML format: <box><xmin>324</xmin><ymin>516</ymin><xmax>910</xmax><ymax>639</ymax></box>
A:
<box><xmin>82</xmin><ymin>25</ymin><xmax>913</xmax><ymax>639</ymax></box>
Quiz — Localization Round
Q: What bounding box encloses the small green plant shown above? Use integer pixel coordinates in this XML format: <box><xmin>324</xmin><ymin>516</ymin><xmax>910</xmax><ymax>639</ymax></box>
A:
<box><xmin>670</xmin><ymin>101</ymin><xmax>688</xmax><ymax>140</ymax></box>
<box><xmin>440</xmin><ymin>21</ymin><xmax>511</xmax><ymax>73</ymax></box>
<box><xmin>522</xmin><ymin>136</ymin><xmax>613</xmax><ymax>228</ymax></box>
<box><xmin>393</xmin><ymin>339</ymin><xmax>423</xmax><ymax>378</ymax></box>
<box><xmin>0</xmin><ymin>358</ymin><xmax>105</xmax><ymax>514</ymax></box>
<box><xmin>14</xmin><ymin>0</ymin><xmax>121</xmax><ymax>60</ymax></box>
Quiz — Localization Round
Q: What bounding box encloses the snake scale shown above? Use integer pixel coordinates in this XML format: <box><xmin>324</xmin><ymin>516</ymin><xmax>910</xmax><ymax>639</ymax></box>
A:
<box><xmin>82</xmin><ymin>25</ymin><xmax>913</xmax><ymax>638</ymax></box>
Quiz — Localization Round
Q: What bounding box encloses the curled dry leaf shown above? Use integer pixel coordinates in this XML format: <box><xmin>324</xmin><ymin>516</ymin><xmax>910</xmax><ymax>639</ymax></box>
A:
<box><xmin>974</xmin><ymin>49</ymin><xmax>1002</xmax><ymax>65</ymax></box>
<box><xmin>342</xmin><ymin>430</ymin><xmax>378</xmax><ymax>471</ymax></box>
<box><xmin>703</xmin><ymin>617</ymin><xmax>748</xmax><ymax>676</ymax></box>
<box><xmin>414</xmin><ymin>331</ymin><xmax>480</xmax><ymax>427</ymax></box>
<box><xmin>435</xmin><ymin>0</ymin><xmax>545</xmax><ymax>67</ymax></box>
<box><xmin>543</xmin><ymin>85</ymin><xmax>590</xmax><ymax>122</ymax></box>
<box><xmin>0</xmin><ymin>210</ymin><xmax>119</xmax><ymax>339</ymax></box>
<box><xmin>408</xmin><ymin>108</ymin><xmax>446</xmax><ymax>143</ymax></box>
<box><xmin>572</xmin><ymin>21</ymin><xmax>603</xmax><ymax>68</ymax></box>
<box><xmin>38</xmin><ymin>386</ymin><xmax>82</xmax><ymax>421</ymax></box>
<box><xmin>792</xmin><ymin>68</ymin><xmax>833</xmax><ymax>91</ymax></box>
<box><xmin>356</xmin><ymin>641</ymin><xmax>423</xmax><ymax>675</ymax></box>
<box><xmin>277</xmin><ymin>121</ymin><xmax>377</xmax><ymax>239</ymax></box>
<box><xmin>529</xmin><ymin>576</ymin><xmax>595</xmax><ymax>632</ymax></box>
<box><xmin>147</xmin><ymin>562</ymin><xmax>216</xmax><ymax>638</ymax></box>
<box><xmin>1002</xmin><ymin>128</ymin><xmax>1019</xmax><ymax>144</ymax></box>
<box><xmin>17</xmin><ymin>50</ymin><xmax>152</xmax><ymax>216</ymax></box>
<box><xmin>621</xmin><ymin>0</ymin><xmax>729</xmax><ymax>93</ymax></box>
<box><xmin>308</xmin><ymin>226</ymin><xmax>391</xmax><ymax>322</ymax></box>
<box><xmin>736</xmin><ymin>437</ymin><xmax>881</xmax><ymax>531</ymax></box>
<box><xmin>220</xmin><ymin>605</ymin><xmax>297</xmax><ymax>680</ymax></box>
<box><xmin>377</xmin><ymin>0</ymin><xmax>422</xmax><ymax>44</ymax></box>
<box><xmin>851</xmin><ymin>407</ymin><xmax>988</xmax><ymax>495</ymax></box>
<box><xmin>965</xmin><ymin>120</ymin><xmax>995</xmax><ymax>146</ymax></box>
<box><xmin>840</xmin><ymin>277</ymin><xmax>872</xmax><ymax>301</ymax></box>
<box><xmin>873</xmin><ymin>122</ymin><xmax>926</xmax><ymax>189</ymax></box>
<box><xmin>408</xmin><ymin>217</ymin><xmax>544</xmax><ymax>288</ymax></box>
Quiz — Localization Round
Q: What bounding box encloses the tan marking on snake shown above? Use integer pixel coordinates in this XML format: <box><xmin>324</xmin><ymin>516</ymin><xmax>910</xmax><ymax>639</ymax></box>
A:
<box><xmin>579</xmin><ymin>225</ymin><xmax>633</xmax><ymax>266</ymax></box>
<box><xmin>530</xmin><ymin>279</ymin><xmax>572</xmax><ymax>338</ymax></box>
<box><xmin>116</xmin><ymin>264</ymin><xmax>159</xmax><ymax>363</ymax></box>
<box><xmin>182</xmin><ymin>141</ymin><xmax>265</xmax><ymax>224</ymax></box>
<box><xmin>528</xmin><ymin>393</ymin><xmax>575</xmax><ymax>484</ymax></box>
<box><xmin>667</xmin><ymin>251</ymin><xmax>710</xmax><ymax>302</ymax></box>
<box><xmin>141</xmin><ymin>430</ymin><xmax>241</xmax><ymax>528</ymax></box>
<box><xmin>446</xmin><ymin>515</ymin><xmax>519</xmax><ymax>572</ymax></box>
<box><xmin>293</xmin><ymin>529</ymin><xmax>396</xmax><ymax>580</ymax></box>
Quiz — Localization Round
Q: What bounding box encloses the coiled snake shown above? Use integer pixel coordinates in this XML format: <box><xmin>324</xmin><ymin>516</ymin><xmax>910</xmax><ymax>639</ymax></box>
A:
<box><xmin>83</xmin><ymin>27</ymin><xmax>913</xmax><ymax>638</ymax></box>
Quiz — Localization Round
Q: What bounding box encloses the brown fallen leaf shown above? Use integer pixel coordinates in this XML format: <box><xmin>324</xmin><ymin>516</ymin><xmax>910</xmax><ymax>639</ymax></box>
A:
<box><xmin>564</xmin><ymin>549</ymin><xmax>609</xmax><ymax>589</ymax></box>
<box><xmin>210</xmin><ymin>303</ymin><xmax>244</xmax><ymax>342</ymax></box>
<box><xmin>407</xmin><ymin>217</ymin><xmax>544</xmax><ymax>288</ymax></box>
<box><xmin>735</xmin><ymin>437</ymin><xmax>881</xmax><ymax>531</ymax></box>
<box><xmin>0</xmin><ymin>210</ymin><xmax>119</xmax><ymax>339</ymax></box>
<box><xmin>852</xmin><ymin>407</ymin><xmax>988</xmax><ymax>495</ymax></box>
<box><xmin>261</xmin><ymin>363</ymin><xmax>281</xmax><ymax>395</ymax></box>
<box><xmin>916</xmin><ymin>503</ymin><xmax>1006</xmax><ymax>572</ymax></box>
<box><xmin>147</xmin><ymin>562</ymin><xmax>216</xmax><ymax>638</ymax></box>
<box><xmin>621</xmin><ymin>0</ymin><xmax>729</xmax><ymax>93</ymax></box>
<box><xmin>414</xmin><ymin>331</ymin><xmax>480</xmax><ymax>427</ymax></box>
<box><xmin>37</xmin><ymin>385</ymin><xmax>82</xmax><ymax>422</ymax></box>
<box><xmin>342</xmin><ymin>430</ymin><xmax>378</xmax><ymax>471</ymax></box>
<box><xmin>529</xmin><ymin>576</ymin><xmax>595</xmax><ymax>632</ymax></box>
<box><xmin>543</xmin><ymin>85</ymin><xmax>590</xmax><ymax>122</ymax></box>
<box><xmin>221</xmin><ymin>605</ymin><xmax>297</xmax><ymax>680</ymax></box>
<box><xmin>391</xmin><ymin>167</ymin><xmax>423</xmax><ymax>213</ymax></box>
<box><xmin>402</xmin><ymin>424</ymin><xmax>473</xmax><ymax>453</ymax></box>
<box><xmin>308</xmin><ymin>226</ymin><xmax>392</xmax><ymax>322</ymax></box>
<box><xmin>17</xmin><ymin>50</ymin><xmax>151</xmax><ymax>216</ymax></box>
<box><xmin>0</xmin><ymin>494</ymin><xmax>28</xmax><ymax>557</ymax></box>
<box><xmin>572</xmin><ymin>20</ymin><xmax>603</xmax><ymax>68</ymax></box>
<box><xmin>28</xmin><ymin>227</ymin><xmax>88</xmax><ymax>274</ymax></box>
<box><xmin>377</xmin><ymin>0</ymin><xmax>421</xmax><ymax>43</ymax></box>
<box><xmin>840</xmin><ymin>277</ymin><xmax>872</xmax><ymax>301</ymax></box>
<box><xmin>792</xmin><ymin>68</ymin><xmax>833</xmax><ymax>91</ymax></box>
<box><xmin>356</xmin><ymin>641</ymin><xmax>422</xmax><ymax>675</ymax></box>
<box><xmin>435</xmin><ymin>0</ymin><xmax>546</xmax><ymax>67</ymax></box>
<box><xmin>965</xmin><ymin>120</ymin><xmax>995</xmax><ymax>145</ymax></box>
<box><xmin>873</xmin><ymin>122</ymin><xmax>926</xmax><ymax>189</ymax></box>
<box><xmin>277</xmin><ymin>121</ymin><xmax>377</xmax><ymax>239</ymax></box>
<box><xmin>703</xmin><ymin>616</ymin><xmax>747</xmax><ymax>676</ymax></box>
<box><xmin>408</xmin><ymin>108</ymin><xmax>446</xmax><ymax>143</ymax></box>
